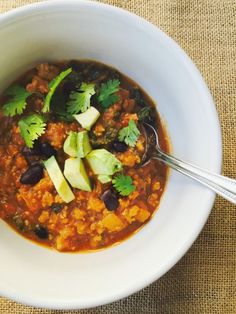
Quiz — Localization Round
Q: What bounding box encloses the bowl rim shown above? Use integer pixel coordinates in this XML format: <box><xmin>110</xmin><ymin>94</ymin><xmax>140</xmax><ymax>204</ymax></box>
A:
<box><xmin>0</xmin><ymin>0</ymin><xmax>222</xmax><ymax>309</ymax></box>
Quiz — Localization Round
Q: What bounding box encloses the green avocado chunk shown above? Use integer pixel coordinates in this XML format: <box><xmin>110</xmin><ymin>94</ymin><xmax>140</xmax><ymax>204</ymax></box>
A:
<box><xmin>77</xmin><ymin>130</ymin><xmax>92</xmax><ymax>158</ymax></box>
<box><xmin>64</xmin><ymin>157</ymin><xmax>92</xmax><ymax>192</ymax></box>
<box><xmin>86</xmin><ymin>149</ymin><xmax>122</xmax><ymax>175</ymax></box>
<box><xmin>63</xmin><ymin>130</ymin><xmax>92</xmax><ymax>158</ymax></box>
<box><xmin>97</xmin><ymin>174</ymin><xmax>112</xmax><ymax>184</ymax></box>
<box><xmin>73</xmin><ymin>106</ymin><xmax>100</xmax><ymax>130</ymax></box>
<box><xmin>44</xmin><ymin>156</ymin><xmax>75</xmax><ymax>203</ymax></box>
<box><xmin>63</xmin><ymin>131</ymin><xmax>77</xmax><ymax>157</ymax></box>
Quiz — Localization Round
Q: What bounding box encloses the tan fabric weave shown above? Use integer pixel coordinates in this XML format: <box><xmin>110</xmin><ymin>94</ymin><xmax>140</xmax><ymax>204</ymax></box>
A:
<box><xmin>0</xmin><ymin>0</ymin><xmax>236</xmax><ymax>313</ymax></box>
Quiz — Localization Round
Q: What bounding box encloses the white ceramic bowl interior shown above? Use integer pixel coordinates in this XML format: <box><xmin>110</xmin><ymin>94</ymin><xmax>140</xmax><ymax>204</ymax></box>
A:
<box><xmin>0</xmin><ymin>0</ymin><xmax>221</xmax><ymax>310</ymax></box>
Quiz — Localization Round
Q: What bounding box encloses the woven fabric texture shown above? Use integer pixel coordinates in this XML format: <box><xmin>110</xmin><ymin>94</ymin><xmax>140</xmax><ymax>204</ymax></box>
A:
<box><xmin>0</xmin><ymin>0</ymin><xmax>236</xmax><ymax>313</ymax></box>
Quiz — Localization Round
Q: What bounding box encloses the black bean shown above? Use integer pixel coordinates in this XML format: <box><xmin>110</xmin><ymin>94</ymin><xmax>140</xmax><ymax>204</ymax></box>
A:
<box><xmin>26</xmin><ymin>158</ymin><xmax>41</xmax><ymax>166</ymax></box>
<box><xmin>51</xmin><ymin>203</ymin><xmax>63</xmax><ymax>213</ymax></box>
<box><xmin>20</xmin><ymin>164</ymin><xmax>44</xmax><ymax>185</ymax></box>
<box><xmin>112</xmin><ymin>140</ymin><xmax>128</xmax><ymax>152</ymax></box>
<box><xmin>101</xmin><ymin>190</ymin><xmax>119</xmax><ymax>211</ymax></box>
<box><xmin>39</xmin><ymin>142</ymin><xmax>57</xmax><ymax>158</ymax></box>
<box><xmin>21</xmin><ymin>142</ymin><xmax>42</xmax><ymax>156</ymax></box>
<box><xmin>34</xmin><ymin>225</ymin><xmax>48</xmax><ymax>239</ymax></box>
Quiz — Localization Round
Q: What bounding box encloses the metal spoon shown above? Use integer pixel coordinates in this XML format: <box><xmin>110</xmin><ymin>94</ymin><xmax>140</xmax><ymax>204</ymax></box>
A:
<box><xmin>141</xmin><ymin>122</ymin><xmax>236</xmax><ymax>204</ymax></box>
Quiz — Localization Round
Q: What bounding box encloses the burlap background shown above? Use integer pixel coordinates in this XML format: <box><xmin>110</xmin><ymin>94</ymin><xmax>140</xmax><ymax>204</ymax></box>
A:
<box><xmin>0</xmin><ymin>0</ymin><xmax>235</xmax><ymax>313</ymax></box>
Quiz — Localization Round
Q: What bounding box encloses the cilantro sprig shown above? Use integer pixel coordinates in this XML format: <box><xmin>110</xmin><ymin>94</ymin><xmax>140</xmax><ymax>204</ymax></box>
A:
<box><xmin>18</xmin><ymin>114</ymin><xmax>46</xmax><ymax>148</ymax></box>
<box><xmin>2</xmin><ymin>85</ymin><xmax>32</xmax><ymax>117</ymax></box>
<box><xmin>118</xmin><ymin>120</ymin><xmax>140</xmax><ymax>147</ymax></box>
<box><xmin>98</xmin><ymin>79</ymin><xmax>120</xmax><ymax>109</ymax></box>
<box><xmin>67</xmin><ymin>82</ymin><xmax>95</xmax><ymax>114</ymax></box>
<box><xmin>42</xmin><ymin>68</ymin><xmax>72</xmax><ymax>113</ymax></box>
<box><xmin>112</xmin><ymin>174</ymin><xmax>135</xmax><ymax>196</ymax></box>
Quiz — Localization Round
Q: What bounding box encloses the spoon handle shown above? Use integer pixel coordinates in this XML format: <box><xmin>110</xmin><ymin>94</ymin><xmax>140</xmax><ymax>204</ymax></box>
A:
<box><xmin>154</xmin><ymin>150</ymin><xmax>236</xmax><ymax>204</ymax></box>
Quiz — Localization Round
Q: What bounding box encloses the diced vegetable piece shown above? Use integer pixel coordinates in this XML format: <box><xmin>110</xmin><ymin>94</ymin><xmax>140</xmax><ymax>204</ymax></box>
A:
<box><xmin>86</xmin><ymin>149</ymin><xmax>122</xmax><ymax>175</ymax></box>
<box><xmin>101</xmin><ymin>213</ymin><xmax>123</xmax><ymax>232</ymax></box>
<box><xmin>44</xmin><ymin>156</ymin><xmax>75</xmax><ymax>203</ymax></box>
<box><xmin>64</xmin><ymin>158</ymin><xmax>91</xmax><ymax>192</ymax></box>
<box><xmin>73</xmin><ymin>106</ymin><xmax>100</xmax><ymax>130</ymax></box>
<box><xmin>97</xmin><ymin>174</ymin><xmax>112</xmax><ymax>184</ymax></box>
<box><xmin>136</xmin><ymin>208</ymin><xmax>150</xmax><ymax>222</ymax></box>
<box><xmin>64</xmin><ymin>131</ymin><xmax>92</xmax><ymax>158</ymax></box>
<box><xmin>63</xmin><ymin>132</ymin><xmax>77</xmax><ymax>157</ymax></box>
<box><xmin>77</xmin><ymin>131</ymin><xmax>92</xmax><ymax>158</ymax></box>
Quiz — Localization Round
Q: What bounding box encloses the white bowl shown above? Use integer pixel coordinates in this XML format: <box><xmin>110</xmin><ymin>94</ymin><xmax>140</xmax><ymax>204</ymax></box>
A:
<box><xmin>0</xmin><ymin>0</ymin><xmax>221</xmax><ymax>310</ymax></box>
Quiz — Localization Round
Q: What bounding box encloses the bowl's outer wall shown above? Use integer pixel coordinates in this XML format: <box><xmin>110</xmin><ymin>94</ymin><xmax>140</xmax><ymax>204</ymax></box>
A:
<box><xmin>0</xmin><ymin>0</ymin><xmax>221</xmax><ymax>309</ymax></box>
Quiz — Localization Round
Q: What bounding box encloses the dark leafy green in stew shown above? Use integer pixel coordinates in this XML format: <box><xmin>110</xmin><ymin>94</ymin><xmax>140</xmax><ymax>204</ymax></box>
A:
<box><xmin>0</xmin><ymin>60</ymin><xmax>169</xmax><ymax>252</ymax></box>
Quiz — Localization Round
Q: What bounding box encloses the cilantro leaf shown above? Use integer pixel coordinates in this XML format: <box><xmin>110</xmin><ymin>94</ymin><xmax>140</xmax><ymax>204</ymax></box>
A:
<box><xmin>18</xmin><ymin>114</ymin><xmax>46</xmax><ymax>148</ymax></box>
<box><xmin>2</xmin><ymin>85</ymin><xmax>32</xmax><ymax>117</ymax></box>
<box><xmin>112</xmin><ymin>174</ymin><xmax>135</xmax><ymax>196</ymax></box>
<box><xmin>42</xmin><ymin>68</ymin><xmax>72</xmax><ymax>113</ymax></box>
<box><xmin>98</xmin><ymin>79</ymin><xmax>120</xmax><ymax>109</ymax></box>
<box><xmin>101</xmin><ymin>94</ymin><xmax>119</xmax><ymax>109</ymax></box>
<box><xmin>53</xmin><ymin>106</ymin><xmax>74</xmax><ymax>122</ymax></box>
<box><xmin>67</xmin><ymin>82</ymin><xmax>95</xmax><ymax>114</ymax></box>
<box><xmin>118</xmin><ymin>120</ymin><xmax>140</xmax><ymax>147</ymax></box>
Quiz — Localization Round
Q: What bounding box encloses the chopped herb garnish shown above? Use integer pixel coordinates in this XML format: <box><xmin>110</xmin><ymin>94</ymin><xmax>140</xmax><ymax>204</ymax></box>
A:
<box><xmin>137</xmin><ymin>107</ymin><xmax>152</xmax><ymax>121</ymax></box>
<box><xmin>98</xmin><ymin>79</ymin><xmax>120</xmax><ymax>109</ymax></box>
<box><xmin>42</xmin><ymin>68</ymin><xmax>72</xmax><ymax>113</ymax></box>
<box><xmin>112</xmin><ymin>174</ymin><xmax>135</xmax><ymax>196</ymax></box>
<box><xmin>132</xmin><ymin>88</ymin><xmax>146</xmax><ymax>107</ymax></box>
<box><xmin>2</xmin><ymin>85</ymin><xmax>32</xmax><ymax>117</ymax></box>
<box><xmin>118</xmin><ymin>120</ymin><xmax>140</xmax><ymax>147</ymax></box>
<box><xmin>18</xmin><ymin>114</ymin><xmax>46</xmax><ymax>148</ymax></box>
<box><xmin>67</xmin><ymin>82</ymin><xmax>95</xmax><ymax>114</ymax></box>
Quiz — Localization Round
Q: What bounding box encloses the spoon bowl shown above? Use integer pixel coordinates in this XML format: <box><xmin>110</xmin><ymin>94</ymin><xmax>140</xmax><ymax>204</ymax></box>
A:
<box><xmin>142</xmin><ymin>122</ymin><xmax>236</xmax><ymax>204</ymax></box>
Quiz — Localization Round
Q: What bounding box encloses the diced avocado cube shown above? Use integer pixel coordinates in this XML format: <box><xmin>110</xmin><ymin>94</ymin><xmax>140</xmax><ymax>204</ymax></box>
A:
<box><xmin>74</xmin><ymin>106</ymin><xmax>100</xmax><ymax>130</ymax></box>
<box><xmin>63</xmin><ymin>131</ymin><xmax>78</xmax><ymax>157</ymax></box>
<box><xmin>86</xmin><ymin>149</ymin><xmax>122</xmax><ymax>175</ymax></box>
<box><xmin>64</xmin><ymin>158</ymin><xmax>92</xmax><ymax>192</ymax></box>
<box><xmin>77</xmin><ymin>131</ymin><xmax>92</xmax><ymax>158</ymax></box>
<box><xmin>44</xmin><ymin>156</ymin><xmax>75</xmax><ymax>203</ymax></box>
<box><xmin>97</xmin><ymin>174</ymin><xmax>112</xmax><ymax>184</ymax></box>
